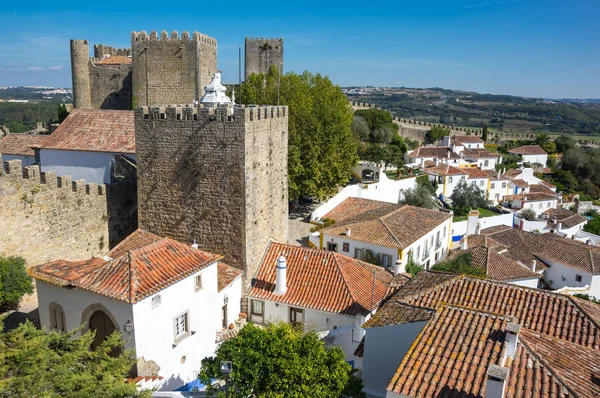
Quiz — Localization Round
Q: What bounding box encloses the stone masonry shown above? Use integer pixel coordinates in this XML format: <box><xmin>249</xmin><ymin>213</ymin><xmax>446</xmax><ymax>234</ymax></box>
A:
<box><xmin>131</xmin><ymin>30</ymin><xmax>217</xmax><ymax>107</ymax></box>
<box><xmin>245</xmin><ymin>37</ymin><xmax>283</xmax><ymax>80</ymax></box>
<box><xmin>135</xmin><ymin>105</ymin><xmax>288</xmax><ymax>289</ymax></box>
<box><xmin>0</xmin><ymin>157</ymin><xmax>137</xmax><ymax>266</ymax></box>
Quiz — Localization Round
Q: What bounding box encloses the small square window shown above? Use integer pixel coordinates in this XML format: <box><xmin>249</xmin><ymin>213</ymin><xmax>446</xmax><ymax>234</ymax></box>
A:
<box><xmin>173</xmin><ymin>311</ymin><xmax>190</xmax><ymax>343</ymax></box>
<box><xmin>448</xmin><ymin>177</ymin><xmax>453</xmax><ymax>183</ymax></box>
<box><xmin>343</xmin><ymin>242</ymin><xmax>350</xmax><ymax>252</ymax></box>
<box><xmin>575</xmin><ymin>274</ymin><xmax>582</xmax><ymax>282</ymax></box>
<box><xmin>479</xmin><ymin>180</ymin><xmax>484</xmax><ymax>186</ymax></box>
<box><xmin>382</xmin><ymin>254</ymin><xmax>392</xmax><ymax>269</ymax></box>
<box><xmin>290</xmin><ymin>307</ymin><xmax>304</xmax><ymax>326</ymax></box>
<box><xmin>194</xmin><ymin>274</ymin><xmax>202</xmax><ymax>291</ymax></box>
<box><xmin>355</xmin><ymin>248</ymin><xmax>365</xmax><ymax>261</ymax></box>
<box><xmin>251</xmin><ymin>300</ymin><xmax>264</xmax><ymax>316</ymax></box>
<box><xmin>502</xmin><ymin>182</ymin><xmax>507</xmax><ymax>188</ymax></box>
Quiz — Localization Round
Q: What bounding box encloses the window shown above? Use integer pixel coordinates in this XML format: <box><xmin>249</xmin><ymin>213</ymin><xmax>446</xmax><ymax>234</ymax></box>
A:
<box><xmin>416</xmin><ymin>245</ymin><xmax>420</xmax><ymax>260</ymax></box>
<box><xmin>173</xmin><ymin>311</ymin><xmax>190</xmax><ymax>343</ymax></box>
<box><xmin>479</xmin><ymin>180</ymin><xmax>484</xmax><ymax>186</ymax></box>
<box><xmin>538</xmin><ymin>203</ymin><xmax>543</xmax><ymax>209</ymax></box>
<box><xmin>448</xmin><ymin>177</ymin><xmax>453</xmax><ymax>183</ymax></box>
<box><xmin>49</xmin><ymin>303</ymin><xmax>66</xmax><ymax>332</ymax></box>
<box><xmin>343</xmin><ymin>242</ymin><xmax>350</xmax><ymax>252</ymax></box>
<box><xmin>490</xmin><ymin>183</ymin><xmax>495</xmax><ymax>189</ymax></box>
<box><xmin>381</xmin><ymin>254</ymin><xmax>392</xmax><ymax>269</ymax></box>
<box><xmin>194</xmin><ymin>274</ymin><xmax>202</xmax><ymax>291</ymax></box>
<box><xmin>251</xmin><ymin>300</ymin><xmax>264</xmax><ymax>316</ymax></box>
<box><xmin>438</xmin><ymin>176</ymin><xmax>443</xmax><ymax>184</ymax></box>
<box><xmin>484</xmin><ymin>160</ymin><xmax>489</xmax><ymax>167</ymax></box>
<box><xmin>327</xmin><ymin>242</ymin><xmax>338</xmax><ymax>252</ymax></box>
<box><xmin>575</xmin><ymin>274</ymin><xmax>582</xmax><ymax>282</ymax></box>
<box><xmin>461</xmin><ymin>176</ymin><xmax>466</xmax><ymax>181</ymax></box>
<box><xmin>547</xmin><ymin>202</ymin><xmax>551</xmax><ymax>208</ymax></box>
<box><xmin>289</xmin><ymin>307</ymin><xmax>304</xmax><ymax>325</ymax></box>
<box><xmin>355</xmin><ymin>248</ymin><xmax>365</xmax><ymax>261</ymax></box>
<box><xmin>502</xmin><ymin>182</ymin><xmax>507</xmax><ymax>188</ymax></box>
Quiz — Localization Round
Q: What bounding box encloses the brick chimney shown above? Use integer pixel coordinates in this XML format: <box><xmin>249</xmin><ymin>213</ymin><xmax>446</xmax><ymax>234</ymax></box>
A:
<box><xmin>486</xmin><ymin>365</ymin><xmax>510</xmax><ymax>398</ymax></box>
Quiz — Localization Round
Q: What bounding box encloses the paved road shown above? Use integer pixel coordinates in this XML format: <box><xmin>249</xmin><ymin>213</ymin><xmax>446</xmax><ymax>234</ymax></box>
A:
<box><xmin>288</xmin><ymin>202</ymin><xmax>321</xmax><ymax>247</ymax></box>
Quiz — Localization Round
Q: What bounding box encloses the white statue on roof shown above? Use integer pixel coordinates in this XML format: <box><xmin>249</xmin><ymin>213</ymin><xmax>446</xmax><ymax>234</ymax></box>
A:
<box><xmin>199</xmin><ymin>71</ymin><xmax>232</xmax><ymax>105</ymax></box>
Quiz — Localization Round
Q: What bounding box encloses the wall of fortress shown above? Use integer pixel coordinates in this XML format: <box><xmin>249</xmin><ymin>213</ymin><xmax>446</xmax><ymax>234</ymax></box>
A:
<box><xmin>245</xmin><ymin>37</ymin><xmax>284</xmax><ymax>80</ymax></box>
<box><xmin>135</xmin><ymin>104</ymin><xmax>288</xmax><ymax>288</ymax></box>
<box><xmin>0</xmin><ymin>157</ymin><xmax>137</xmax><ymax>266</ymax></box>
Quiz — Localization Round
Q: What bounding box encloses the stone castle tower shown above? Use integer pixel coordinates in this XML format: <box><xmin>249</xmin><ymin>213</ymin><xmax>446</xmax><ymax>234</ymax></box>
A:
<box><xmin>135</xmin><ymin>104</ymin><xmax>289</xmax><ymax>288</ymax></box>
<box><xmin>244</xmin><ymin>37</ymin><xmax>284</xmax><ymax>80</ymax></box>
<box><xmin>70</xmin><ymin>30</ymin><xmax>218</xmax><ymax>110</ymax></box>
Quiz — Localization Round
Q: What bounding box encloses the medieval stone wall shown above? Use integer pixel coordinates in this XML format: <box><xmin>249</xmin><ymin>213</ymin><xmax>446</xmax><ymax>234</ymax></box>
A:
<box><xmin>93</xmin><ymin>44</ymin><xmax>131</xmax><ymax>58</ymax></box>
<box><xmin>131</xmin><ymin>30</ymin><xmax>217</xmax><ymax>107</ymax></box>
<box><xmin>135</xmin><ymin>105</ymin><xmax>288</xmax><ymax>288</ymax></box>
<box><xmin>244</xmin><ymin>37</ymin><xmax>283</xmax><ymax>80</ymax></box>
<box><xmin>70</xmin><ymin>40</ymin><xmax>92</xmax><ymax>109</ymax></box>
<box><xmin>89</xmin><ymin>63</ymin><xmax>132</xmax><ymax>110</ymax></box>
<box><xmin>0</xmin><ymin>157</ymin><xmax>138</xmax><ymax>266</ymax></box>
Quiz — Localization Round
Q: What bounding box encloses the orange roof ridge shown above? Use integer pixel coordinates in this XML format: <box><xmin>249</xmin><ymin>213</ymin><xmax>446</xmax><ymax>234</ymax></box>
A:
<box><xmin>128</xmin><ymin>251</ymin><xmax>136</xmax><ymax>303</ymax></box>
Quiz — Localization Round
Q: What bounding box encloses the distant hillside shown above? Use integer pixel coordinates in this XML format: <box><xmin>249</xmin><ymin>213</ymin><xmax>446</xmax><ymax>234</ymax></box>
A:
<box><xmin>0</xmin><ymin>86</ymin><xmax>72</xmax><ymax>103</ymax></box>
<box><xmin>345</xmin><ymin>87</ymin><xmax>600</xmax><ymax>138</ymax></box>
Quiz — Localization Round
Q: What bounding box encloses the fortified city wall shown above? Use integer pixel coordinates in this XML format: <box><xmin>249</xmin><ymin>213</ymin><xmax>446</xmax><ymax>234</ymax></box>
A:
<box><xmin>0</xmin><ymin>157</ymin><xmax>137</xmax><ymax>266</ymax></box>
<box><xmin>244</xmin><ymin>37</ymin><xmax>283</xmax><ymax>80</ymax></box>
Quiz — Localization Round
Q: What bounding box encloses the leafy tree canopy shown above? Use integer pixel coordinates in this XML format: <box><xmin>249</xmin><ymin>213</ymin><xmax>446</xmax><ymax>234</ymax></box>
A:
<box><xmin>350</xmin><ymin>116</ymin><xmax>370</xmax><ymax>141</ymax></box>
<box><xmin>354</xmin><ymin>108</ymin><xmax>397</xmax><ymax>134</ymax></box>
<box><xmin>519</xmin><ymin>208</ymin><xmax>537</xmax><ymax>221</ymax></box>
<box><xmin>431</xmin><ymin>253</ymin><xmax>485</xmax><ymax>277</ymax></box>
<box><xmin>239</xmin><ymin>67</ymin><xmax>358</xmax><ymax>200</ymax></box>
<box><xmin>198</xmin><ymin>323</ymin><xmax>365</xmax><ymax>398</ymax></box>
<box><xmin>0</xmin><ymin>256</ymin><xmax>33</xmax><ymax>311</ymax></box>
<box><xmin>400</xmin><ymin>184</ymin><xmax>436</xmax><ymax>209</ymax></box>
<box><xmin>450</xmin><ymin>180</ymin><xmax>490</xmax><ymax>216</ymax></box>
<box><xmin>425</xmin><ymin>126</ymin><xmax>450</xmax><ymax>144</ymax></box>
<box><xmin>482</xmin><ymin>125</ymin><xmax>489</xmax><ymax>142</ymax></box>
<box><xmin>0</xmin><ymin>321</ymin><xmax>148</xmax><ymax>397</ymax></box>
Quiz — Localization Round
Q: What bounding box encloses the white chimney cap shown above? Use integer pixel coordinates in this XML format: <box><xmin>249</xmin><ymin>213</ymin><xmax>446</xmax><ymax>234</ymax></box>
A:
<box><xmin>277</xmin><ymin>255</ymin><xmax>287</xmax><ymax>266</ymax></box>
<box><xmin>191</xmin><ymin>239</ymin><xmax>198</xmax><ymax>249</ymax></box>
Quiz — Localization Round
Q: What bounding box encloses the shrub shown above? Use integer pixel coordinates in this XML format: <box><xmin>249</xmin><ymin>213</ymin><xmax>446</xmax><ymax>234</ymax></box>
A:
<box><xmin>0</xmin><ymin>256</ymin><xmax>33</xmax><ymax>310</ymax></box>
<box><xmin>431</xmin><ymin>253</ymin><xmax>486</xmax><ymax>278</ymax></box>
<box><xmin>310</xmin><ymin>218</ymin><xmax>335</xmax><ymax>233</ymax></box>
<box><xmin>519</xmin><ymin>208</ymin><xmax>537</xmax><ymax>221</ymax></box>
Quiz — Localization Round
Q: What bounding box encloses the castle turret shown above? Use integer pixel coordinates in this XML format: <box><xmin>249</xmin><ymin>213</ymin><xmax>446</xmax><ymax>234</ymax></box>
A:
<box><xmin>70</xmin><ymin>39</ymin><xmax>92</xmax><ymax>109</ymax></box>
<box><xmin>244</xmin><ymin>37</ymin><xmax>283</xmax><ymax>80</ymax></box>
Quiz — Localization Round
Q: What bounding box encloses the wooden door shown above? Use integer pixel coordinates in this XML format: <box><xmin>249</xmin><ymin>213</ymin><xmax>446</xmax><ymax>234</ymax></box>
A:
<box><xmin>89</xmin><ymin>310</ymin><xmax>119</xmax><ymax>356</ymax></box>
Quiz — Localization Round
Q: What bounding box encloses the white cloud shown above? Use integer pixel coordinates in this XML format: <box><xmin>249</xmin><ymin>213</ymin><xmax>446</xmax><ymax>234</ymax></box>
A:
<box><xmin>48</xmin><ymin>66</ymin><xmax>63</xmax><ymax>70</ymax></box>
<box><xmin>27</xmin><ymin>66</ymin><xmax>43</xmax><ymax>71</ymax></box>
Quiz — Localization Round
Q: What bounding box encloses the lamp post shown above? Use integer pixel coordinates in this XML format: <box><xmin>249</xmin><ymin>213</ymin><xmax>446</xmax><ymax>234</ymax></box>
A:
<box><xmin>220</xmin><ymin>361</ymin><xmax>232</xmax><ymax>398</ymax></box>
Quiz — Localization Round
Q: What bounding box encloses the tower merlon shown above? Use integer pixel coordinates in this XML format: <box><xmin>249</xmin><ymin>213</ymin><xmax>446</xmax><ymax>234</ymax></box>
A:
<box><xmin>131</xmin><ymin>30</ymin><xmax>216</xmax><ymax>46</ymax></box>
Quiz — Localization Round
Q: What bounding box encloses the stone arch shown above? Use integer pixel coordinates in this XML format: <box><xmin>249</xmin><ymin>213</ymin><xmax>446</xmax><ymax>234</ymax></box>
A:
<box><xmin>80</xmin><ymin>303</ymin><xmax>121</xmax><ymax>336</ymax></box>
<box><xmin>48</xmin><ymin>301</ymin><xmax>67</xmax><ymax>332</ymax></box>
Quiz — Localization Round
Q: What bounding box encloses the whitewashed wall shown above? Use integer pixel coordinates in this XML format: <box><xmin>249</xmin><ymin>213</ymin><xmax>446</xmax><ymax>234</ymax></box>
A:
<box><xmin>321</xmin><ymin>232</ymin><xmax>399</xmax><ymax>269</ymax></box>
<box><xmin>538</xmin><ymin>256</ymin><xmax>594</xmax><ymax>294</ymax></box>
<box><xmin>217</xmin><ymin>274</ymin><xmax>243</xmax><ymax>328</ymax></box>
<box><xmin>505</xmin><ymin>277</ymin><xmax>540</xmax><ymax>289</ymax></box>
<box><xmin>522</xmin><ymin>154</ymin><xmax>548</xmax><ymax>167</ymax></box>
<box><xmin>39</xmin><ymin>149</ymin><xmax>136</xmax><ymax>184</ymax></box>
<box><xmin>450</xmin><ymin>212</ymin><xmax>514</xmax><ymax>239</ymax></box>
<box><xmin>1</xmin><ymin>153</ymin><xmax>36</xmax><ymax>166</ymax></box>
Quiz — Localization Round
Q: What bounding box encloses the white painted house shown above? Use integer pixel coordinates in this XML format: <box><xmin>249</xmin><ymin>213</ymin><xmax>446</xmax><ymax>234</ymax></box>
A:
<box><xmin>29</xmin><ymin>229</ymin><xmax>243</xmax><ymax>391</ymax></box>
<box><xmin>318</xmin><ymin>198</ymin><xmax>453</xmax><ymax>271</ymax></box>
<box><xmin>38</xmin><ymin>109</ymin><xmax>136</xmax><ymax>184</ymax></box>
<box><xmin>0</xmin><ymin>133</ymin><xmax>50</xmax><ymax>166</ymax></box>
<box><xmin>247</xmin><ymin>242</ymin><xmax>410</xmax><ymax>365</ymax></box>
<box><xmin>502</xmin><ymin>192</ymin><xmax>558</xmax><ymax>215</ymax></box>
<box><xmin>508</xmin><ymin>144</ymin><xmax>548</xmax><ymax>167</ymax></box>
<box><xmin>424</xmin><ymin>163</ymin><xmax>467</xmax><ymax>200</ymax></box>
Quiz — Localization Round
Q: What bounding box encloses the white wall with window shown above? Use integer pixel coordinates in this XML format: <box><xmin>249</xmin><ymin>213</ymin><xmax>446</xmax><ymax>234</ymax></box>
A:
<box><xmin>320</xmin><ymin>233</ymin><xmax>400</xmax><ymax>271</ymax></box>
<box><xmin>488</xmin><ymin>179</ymin><xmax>510</xmax><ymax>204</ymax></box>
<box><xmin>400</xmin><ymin>220</ymin><xmax>452</xmax><ymax>271</ymax></box>
<box><xmin>538</xmin><ymin>257</ymin><xmax>600</xmax><ymax>299</ymax></box>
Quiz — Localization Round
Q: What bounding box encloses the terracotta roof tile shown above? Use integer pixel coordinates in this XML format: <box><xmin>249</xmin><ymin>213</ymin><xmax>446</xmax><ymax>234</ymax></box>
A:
<box><xmin>248</xmin><ymin>242</ymin><xmax>400</xmax><ymax>316</ymax></box>
<box><xmin>543</xmin><ymin>207</ymin><xmax>588</xmax><ymax>229</ymax></box>
<box><xmin>453</xmin><ymin>135</ymin><xmax>484</xmax><ymax>144</ymax></box>
<box><xmin>508</xmin><ymin>145</ymin><xmax>548</xmax><ymax>156</ymax></box>
<box><xmin>424</xmin><ymin>164</ymin><xmax>466</xmax><ymax>176</ymax></box>
<box><xmin>503</xmin><ymin>168</ymin><xmax>523</xmax><ymax>179</ymax></box>
<box><xmin>323</xmin><ymin>205</ymin><xmax>452</xmax><ymax>249</ymax></box>
<box><xmin>462</xmin><ymin>147</ymin><xmax>498</xmax><ymax>159</ymax></box>
<box><xmin>462</xmin><ymin>167</ymin><xmax>491</xmax><ymax>179</ymax></box>
<box><xmin>529</xmin><ymin>183</ymin><xmax>556</xmax><ymax>194</ymax></box>
<box><xmin>29</xmin><ymin>230</ymin><xmax>221</xmax><ymax>303</ymax></box>
<box><xmin>511</xmin><ymin>178</ymin><xmax>529</xmax><ymax>188</ymax></box>
<box><xmin>363</xmin><ymin>302</ymin><xmax>433</xmax><ymax>328</ymax></box>
<box><xmin>321</xmin><ymin>197</ymin><xmax>401</xmax><ymax>225</ymax></box>
<box><xmin>452</xmin><ymin>246</ymin><xmax>540</xmax><ymax>281</ymax></box>
<box><xmin>107</xmin><ymin>228</ymin><xmax>162</xmax><ymax>258</ymax></box>
<box><xmin>503</xmin><ymin>192</ymin><xmax>556</xmax><ymax>202</ymax></box>
<box><xmin>41</xmin><ymin>109</ymin><xmax>135</xmax><ymax>153</ymax></box>
<box><xmin>217</xmin><ymin>262</ymin><xmax>243</xmax><ymax>292</ymax></box>
<box><xmin>407</xmin><ymin>146</ymin><xmax>461</xmax><ymax>159</ymax></box>
<box><xmin>0</xmin><ymin>133</ymin><xmax>50</xmax><ymax>156</ymax></box>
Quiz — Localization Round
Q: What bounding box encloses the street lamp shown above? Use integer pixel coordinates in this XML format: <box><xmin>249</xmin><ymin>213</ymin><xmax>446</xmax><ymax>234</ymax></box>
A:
<box><xmin>220</xmin><ymin>361</ymin><xmax>232</xmax><ymax>398</ymax></box>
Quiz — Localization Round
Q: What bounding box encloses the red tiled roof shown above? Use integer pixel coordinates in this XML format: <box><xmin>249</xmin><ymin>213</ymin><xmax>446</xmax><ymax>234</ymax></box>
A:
<box><xmin>453</xmin><ymin>135</ymin><xmax>484</xmax><ymax>144</ymax></box>
<box><xmin>424</xmin><ymin>164</ymin><xmax>466</xmax><ymax>176</ymax></box>
<box><xmin>508</xmin><ymin>145</ymin><xmax>547</xmax><ymax>156</ymax></box>
<box><xmin>95</xmin><ymin>55</ymin><xmax>132</xmax><ymax>65</ymax></box>
<box><xmin>543</xmin><ymin>207</ymin><xmax>588</xmax><ymax>229</ymax></box>
<box><xmin>29</xmin><ymin>230</ymin><xmax>221</xmax><ymax>303</ymax></box>
<box><xmin>456</xmin><ymin>246</ymin><xmax>540</xmax><ymax>281</ymax></box>
<box><xmin>503</xmin><ymin>192</ymin><xmax>556</xmax><ymax>202</ymax></box>
<box><xmin>107</xmin><ymin>228</ymin><xmax>162</xmax><ymax>258</ymax></box>
<box><xmin>529</xmin><ymin>183</ymin><xmax>556</xmax><ymax>194</ymax></box>
<box><xmin>321</xmin><ymin>197</ymin><xmax>401</xmax><ymax>225</ymax></box>
<box><xmin>0</xmin><ymin>133</ymin><xmax>50</xmax><ymax>156</ymax></box>
<box><xmin>407</xmin><ymin>146</ymin><xmax>461</xmax><ymax>159</ymax></box>
<box><xmin>511</xmin><ymin>178</ymin><xmax>529</xmax><ymax>188</ymax></box>
<box><xmin>384</xmin><ymin>271</ymin><xmax>600</xmax><ymax>348</ymax></box>
<box><xmin>248</xmin><ymin>242</ymin><xmax>403</xmax><ymax>316</ymax></box>
<box><xmin>41</xmin><ymin>109</ymin><xmax>135</xmax><ymax>154</ymax></box>
<box><xmin>217</xmin><ymin>262</ymin><xmax>243</xmax><ymax>292</ymax></box>
<box><xmin>323</xmin><ymin>205</ymin><xmax>452</xmax><ymax>249</ymax></box>
<box><xmin>461</xmin><ymin>147</ymin><xmax>498</xmax><ymax>159</ymax></box>
<box><xmin>462</xmin><ymin>167</ymin><xmax>491</xmax><ymax>179</ymax></box>
<box><xmin>503</xmin><ymin>168</ymin><xmax>523</xmax><ymax>179</ymax></box>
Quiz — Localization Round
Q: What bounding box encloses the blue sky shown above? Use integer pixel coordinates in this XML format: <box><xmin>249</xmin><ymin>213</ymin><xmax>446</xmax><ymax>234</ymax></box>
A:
<box><xmin>0</xmin><ymin>0</ymin><xmax>599</xmax><ymax>98</ymax></box>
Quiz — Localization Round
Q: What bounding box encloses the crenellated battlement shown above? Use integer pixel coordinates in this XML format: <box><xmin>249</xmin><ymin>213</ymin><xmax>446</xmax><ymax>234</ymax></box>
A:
<box><xmin>93</xmin><ymin>44</ymin><xmax>131</xmax><ymax>58</ymax></box>
<box><xmin>0</xmin><ymin>157</ymin><xmax>106</xmax><ymax>197</ymax></box>
<box><xmin>134</xmin><ymin>104</ymin><xmax>287</xmax><ymax>122</ymax></box>
<box><xmin>131</xmin><ymin>30</ymin><xmax>217</xmax><ymax>46</ymax></box>
<box><xmin>246</xmin><ymin>37</ymin><xmax>283</xmax><ymax>43</ymax></box>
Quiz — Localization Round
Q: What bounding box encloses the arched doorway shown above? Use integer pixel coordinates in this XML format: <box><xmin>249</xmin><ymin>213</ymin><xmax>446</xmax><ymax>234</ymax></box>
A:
<box><xmin>88</xmin><ymin>310</ymin><xmax>120</xmax><ymax>356</ymax></box>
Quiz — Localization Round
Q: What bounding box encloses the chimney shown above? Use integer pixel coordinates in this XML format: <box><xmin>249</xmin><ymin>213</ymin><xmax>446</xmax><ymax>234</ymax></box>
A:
<box><xmin>274</xmin><ymin>255</ymin><xmax>288</xmax><ymax>296</ymax></box>
<box><xmin>497</xmin><ymin>170</ymin><xmax>501</xmax><ymax>179</ymax></box>
<box><xmin>557</xmin><ymin>222</ymin><xmax>562</xmax><ymax>232</ymax></box>
<box><xmin>485</xmin><ymin>364</ymin><xmax>510</xmax><ymax>398</ymax></box>
<box><xmin>394</xmin><ymin>259</ymin><xmax>403</xmax><ymax>276</ymax></box>
<box><xmin>475</xmin><ymin>223</ymin><xmax>481</xmax><ymax>235</ymax></box>
<box><xmin>191</xmin><ymin>239</ymin><xmax>198</xmax><ymax>249</ymax></box>
<box><xmin>447</xmin><ymin>149</ymin><xmax>452</xmax><ymax>159</ymax></box>
<box><xmin>505</xmin><ymin>322</ymin><xmax>521</xmax><ymax>358</ymax></box>
<box><xmin>346</xmin><ymin>227</ymin><xmax>351</xmax><ymax>237</ymax></box>
<box><xmin>587</xmin><ymin>238</ymin><xmax>593</xmax><ymax>245</ymax></box>
<box><xmin>435</xmin><ymin>157</ymin><xmax>440</xmax><ymax>166</ymax></box>
<box><xmin>460</xmin><ymin>236</ymin><xmax>468</xmax><ymax>251</ymax></box>
<box><xmin>467</xmin><ymin>210</ymin><xmax>480</xmax><ymax>236</ymax></box>
<box><xmin>530</xmin><ymin>260</ymin><xmax>536</xmax><ymax>272</ymax></box>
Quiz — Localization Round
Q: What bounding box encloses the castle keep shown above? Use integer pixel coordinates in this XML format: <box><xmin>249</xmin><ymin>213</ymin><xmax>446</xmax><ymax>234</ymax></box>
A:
<box><xmin>135</xmin><ymin>104</ymin><xmax>289</xmax><ymax>288</ymax></box>
<box><xmin>244</xmin><ymin>37</ymin><xmax>284</xmax><ymax>80</ymax></box>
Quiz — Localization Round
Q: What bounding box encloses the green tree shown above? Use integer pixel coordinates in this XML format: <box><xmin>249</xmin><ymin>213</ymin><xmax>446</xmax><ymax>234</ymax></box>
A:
<box><xmin>450</xmin><ymin>181</ymin><xmax>490</xmax><ymax>216</ymax></box>
<box><xmin>0</xmin><ymin>256</ymin><xmax>33</xmax><ymax>310</ymax></box>
<box><xmin>354</xmin><ymin>108</ymin><xmax>396</xmax><ymax>133</ymax></box>
<box><xmin>431</xmin><ymin>253</ymin><xmax>485</xmax><ymax>277</ymax></box>
<box><xmin>0</xmin><ymin>321</ymin><xmax>149</xmax><ymax>397</ymax></box>
<box><xmin>544</xmin><ymin>141</ymin><xmax>557</xmax><ymax>154</ymax></box>
<box><xmin>371</xmin><ymin>124</ymin><xmax>395</xmax><ymax>144</ymax></box>
<box><xmin>239</xmin><ymin>67</ymin><xmax>358</xmax><ymax>200</ymax></box>
<box><xmin>198</xmin><ymin>323</ymin><xmax>365</xmax><ymax>398</ymax></box>
<box><xmin>362</xmin><ymin>143</ymin><xmax>386</xmax><ymax>164</ymax></box>
<box><xmin>535</xmin><ymin>133</ymin><xmax>550</xmax><ymax>149</ymax></box>
<box><xmin>554</xmin><ymin>135</ymin><xmax>576</xmax><ymax>153</ymax></box>
<box><xmin>57</xmin><ymin>104</ymin><xmax>69</xmax><ymax>123</ymax></box>
<box><xmin>482</xmin><ymin>125</ymin><xmax>489</xmax><ymax>142</ymax></box>
<box><xmin>425</xmin><ymin>126</ymin><xmax>450</xmax><ymax>144</ymax></box>
<box><xmin>383</xmin><ymin>135</ymin><xmax>407</xmax><ymax>169</ymax></box>
<box><xmin>350</xmin><ymin>116</ymin><xmax>370</xmax><ymax>141</ymax></box>
<box><xmin>519</xmin><ymin>208</ymin><xmax>537</xmax><ymax>221</ymax></box>
<box><xmin>551</xmin><ymin>169</ymin><xmax>579</xmax><ymax>192</ymax></box>
<box><xmin>399</xmin><ymin>185</ymin><xmax>436</xmax><ymax>209</ymax></box>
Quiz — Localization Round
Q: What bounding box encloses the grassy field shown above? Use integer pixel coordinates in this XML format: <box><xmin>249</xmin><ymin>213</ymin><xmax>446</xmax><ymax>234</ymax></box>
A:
<box><xmin>452</xmin><ymin>207</ymin><xmax>498</xmax><ymax>222</ymax></box>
